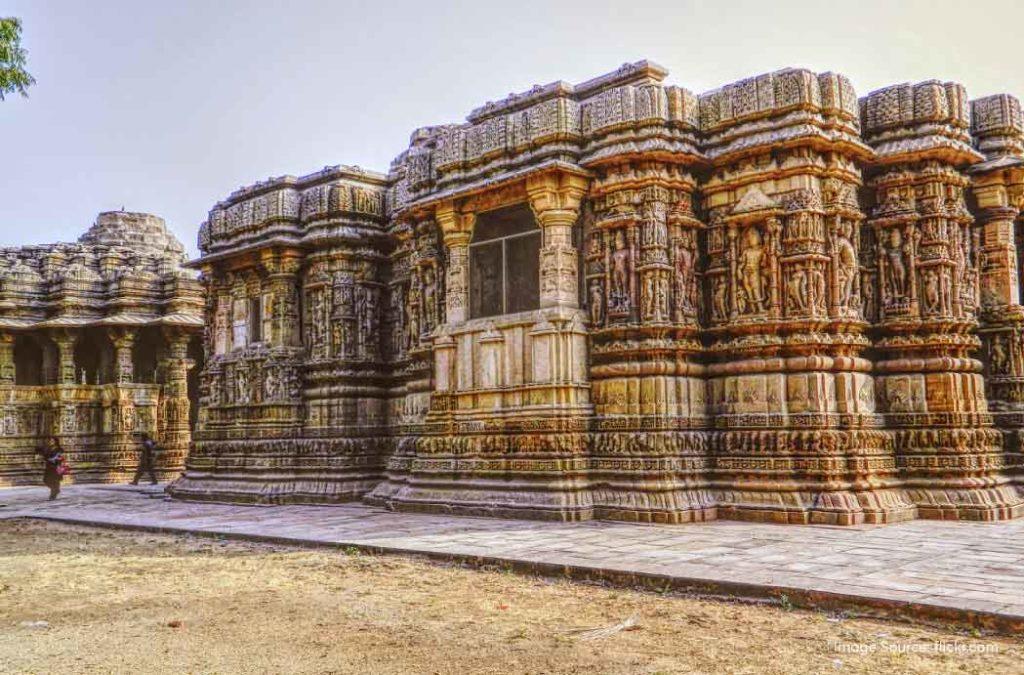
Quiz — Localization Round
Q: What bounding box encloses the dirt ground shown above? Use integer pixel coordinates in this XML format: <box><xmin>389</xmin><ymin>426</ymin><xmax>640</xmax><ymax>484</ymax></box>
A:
<box><xmin>0</xmin><ymin>519</ymin><xmax>1020</xmax><ymax>674</ymax></box>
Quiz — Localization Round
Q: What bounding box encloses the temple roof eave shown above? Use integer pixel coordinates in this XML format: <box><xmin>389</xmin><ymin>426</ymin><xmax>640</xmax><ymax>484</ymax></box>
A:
<box><xmin>0</xmin><ymin>313</ymin><xmax>203</xmax><ymax>332</ymax></box>
<box><xmin>393</xmin><ymin>159</ymin><xmax>593</xmax><ymax>219</ymax></box>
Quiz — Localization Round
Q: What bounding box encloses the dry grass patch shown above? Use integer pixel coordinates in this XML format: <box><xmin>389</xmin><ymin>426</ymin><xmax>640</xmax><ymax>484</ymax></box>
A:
<box><xmin>0</xmin><ymin>519</ymin><xmax>1019</xmax><ymax>674</ymax></box>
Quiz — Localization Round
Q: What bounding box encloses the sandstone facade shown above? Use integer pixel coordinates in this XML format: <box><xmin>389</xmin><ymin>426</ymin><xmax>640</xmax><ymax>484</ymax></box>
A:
<box><xmin>0</xmin><ymin>212</ymin><xmax>203</xmax><ymax>484</ymax></box>
<box><xmin>172</xmin><ymin>61</ymin><xmax>1024</xmax><ymax>525</ymax></box>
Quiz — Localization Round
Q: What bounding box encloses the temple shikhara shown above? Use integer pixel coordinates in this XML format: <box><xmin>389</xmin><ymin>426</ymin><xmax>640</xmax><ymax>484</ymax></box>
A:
<box><xmin>0</xmin><ymin>211</ymin><xmax>203</xmax><ymax>484</ymax></box>
<box><xmin>20</xmin><ymin>60</ymin><xmax>1024</xmax><ymax>526</ymax></box>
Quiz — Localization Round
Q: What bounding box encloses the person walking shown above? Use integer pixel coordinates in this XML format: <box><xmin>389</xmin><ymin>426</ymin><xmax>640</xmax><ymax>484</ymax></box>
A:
<box><xmin>131</xmin><ymin>433</ymin><xmax>159</xmax><ymax>485</ymax></box>
<box><xmin>38</xmin><ymin>438</ymin><xmax>68</xmax><ymax>501</ymax></box>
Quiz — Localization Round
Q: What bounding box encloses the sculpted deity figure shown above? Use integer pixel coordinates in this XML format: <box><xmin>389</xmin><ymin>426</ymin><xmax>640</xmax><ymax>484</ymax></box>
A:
<box><xmin>610</xmin><ymin>230</ymin><xmax>631</xmax><ymax>310</ymax></box>
<box><xmin>786</xmin><ymin>267</ymin><xmax>808</xmax><ymax>311</ymax></box>
<box><xmin>991</xmin><ymin>335</ymin><xmax>1009</xmax><ymax>375</ymax></box>
<box><xmin>922</xmin><ymin>268</ymin><xmax>940</xmax><ymax>314</ymax></box>
<box><xmin>737</xmin><ymin>227</ymin><xmax>766</xmax><ymax>314</ymax></box>
<box><xmin>331</xmin><ymin>321</ymin><xmax>344</xmax><ymax>358</ymax></box>
<box><xmin>643</xmin><ymin>273</ymin><xmax>657</xmax><ymax>319</ymax></box>
<box><xmin>809</xmin><ymin>267</ymin><xmax>826</xmax><ymax>312</ymax></box>
<box><xmin>589</xmin><ymin>280</ymin><xmax>604</xmax><ymax>326</ymax></box>
<box><xmin>361</xmin><ymin>288</ymin><xmax>378</xmax><ymax>355</ymax></box>
<box><xmin>674</xmin><ymin>234</ymin><xmax>695</xmax><ymax>312</ymax></box>
<box><xmin>264</xmin><ymin>367</ymin><xmax>279</xmax><ymax>401</ymax></box>
<box><xmin>712</xmin><ymin>277</ymin><xmax>729</xmax><ymax>320</ymax></box>
<box><xmin>834</xmin><ymin>221</ymin><xmax>858</xmax><ymax>309</ymax></box>
<box><xmin>862</xmin><ymin>272</ymin><xmax>876</xmax><ymax>320</ymax></box>
<box><xmin>885</xmin><ymin>229</ymin><xmax>907</xmax><ymax>298</ymax></box>
<box><xmin>236</xmin><ymin>368</ymin><xmax>249</xmax><ymax>404</ymax></box>
<box><xmin>406</xmin><ymin>299</ymin><xmax>420</xmax><ymax>350</ymax></box>
<box><xmin>422</xmin><ymin>267</ymin><xmax>437</xmax><ymax>330</ymax></box>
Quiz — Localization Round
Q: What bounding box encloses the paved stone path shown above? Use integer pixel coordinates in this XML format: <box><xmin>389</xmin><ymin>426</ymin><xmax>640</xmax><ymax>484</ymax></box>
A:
<box><xmin>3</xmin><ymin>484</ymin><xmax>1024</xmax><ymax>631</ymax></box>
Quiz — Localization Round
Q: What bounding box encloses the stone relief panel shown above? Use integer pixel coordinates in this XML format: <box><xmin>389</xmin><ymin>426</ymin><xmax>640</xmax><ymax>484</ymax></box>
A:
<box><xmin>174</xmin><ymin>62</ymin><xmax>1024</xmax><ymax>525</ymax></box>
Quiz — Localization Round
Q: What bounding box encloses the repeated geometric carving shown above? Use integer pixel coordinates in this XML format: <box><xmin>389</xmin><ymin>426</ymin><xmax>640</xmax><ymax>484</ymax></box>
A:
<box><xmin>174</xmin><ymin>61</ymin><xmax>1024</xmax><ymax>524</ymax></box>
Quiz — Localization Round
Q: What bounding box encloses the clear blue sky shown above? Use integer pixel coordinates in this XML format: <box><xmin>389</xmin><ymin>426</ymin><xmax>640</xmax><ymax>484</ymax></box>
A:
<box><xmin>4</xmin><ymin>0</ymin><xmax>1024</xmax><ymax>258</ymax></box>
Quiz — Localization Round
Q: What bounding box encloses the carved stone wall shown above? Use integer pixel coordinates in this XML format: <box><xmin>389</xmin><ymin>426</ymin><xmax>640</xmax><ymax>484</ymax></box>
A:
<box><xmin>175</xmin><ymin>62</ymin><xmax>1024</xmax><ymax>525</ymax></box>
<box><xmin>169</xmin><ymin>166</ymin><xmax>393</xmax><ymax>503</ymax></box>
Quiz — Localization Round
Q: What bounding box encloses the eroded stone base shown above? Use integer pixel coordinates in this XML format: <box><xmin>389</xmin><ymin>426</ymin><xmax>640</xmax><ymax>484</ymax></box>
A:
<box><xmin>366</xmin><ymin>430</ymin><xmax>594</xmax><ymax>521</ymax></box>
<box><xmin>169</xmin><ymin>437</ymin><xmax>390</xmax><ymax>505</ymax></box>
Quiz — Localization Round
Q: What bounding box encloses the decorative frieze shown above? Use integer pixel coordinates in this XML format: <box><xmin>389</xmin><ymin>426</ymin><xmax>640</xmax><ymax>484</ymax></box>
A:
<box><xmin>173</xmin><ymin>61</ymin><xmax>1024</xmax><ymax>525</ymax></box>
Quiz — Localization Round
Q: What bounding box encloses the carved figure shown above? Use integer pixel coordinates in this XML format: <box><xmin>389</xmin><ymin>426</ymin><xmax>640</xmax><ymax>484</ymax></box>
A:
<box><xmin>675</xmin><ymin>235</ymin><xmax>695</xmax><ymax>312</ymax></box>
<box><xmin>610</xmin><ymin>230</ymin><xmax>631</xmax><ymax>310</ymax></box>
<box><xmin>834</xmin><ymin>222</ymin><xmax>858</xmax><ymax>309</ymax></box>
<box><xmin>423</xmin><ymin>267</ymin><xmax>437</xmax><ymax>330</ymax></box>
<box><xmin>885</xmin><ymin>229</ymin><xmax>908</xmax><ymax>298</ymax></box>
<box><xmin>712</xmin><ymin>277</ymin><xmax>729</xmax><ymax>320</ymax></box>
<box><xmin>787</xmin><ymin>267</ymin><xmax>808</xmax><ymax>311</ymax></box>
<box><xmin>991</xmin><ymin>335</ymin><xmax>1009</xmax><ymax>375</ymax></box>
<box><xmin>809</xmin><ymin>267</ymin><xmax>825</xmax><ymax>312</ymax></box>
<box><xmin>922</xmin><ymin>268</ymin><xmax>940</xmax><ymax>314</ymax></box>
<box><xmin>589</xmin><ymin>280</ymin><xmax>604</xmax><ymax>325</ymax></box>
<box><xmin>737</xmin><ymin>227</ymin><xmax>766</xmax><ymax>314</ymax></box>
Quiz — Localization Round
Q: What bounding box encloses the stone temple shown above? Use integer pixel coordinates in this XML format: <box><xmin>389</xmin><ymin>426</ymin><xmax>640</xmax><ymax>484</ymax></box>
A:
<box><xmin>0</xmin><ymin>211</ymin><xmax>203</xmax><ymax>484</ymax></box>
<box><xmin>163</xmin><ymin>60</ymin><xmax>1024</xmax><ymax>525</ymax></box>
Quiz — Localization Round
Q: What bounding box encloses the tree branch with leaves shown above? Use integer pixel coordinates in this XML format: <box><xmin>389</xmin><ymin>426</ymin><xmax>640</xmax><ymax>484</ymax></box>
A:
<box><xmin>0</xmin><ymin>17</ymin><xmax>35</xmax><ymax>100</ymax></box>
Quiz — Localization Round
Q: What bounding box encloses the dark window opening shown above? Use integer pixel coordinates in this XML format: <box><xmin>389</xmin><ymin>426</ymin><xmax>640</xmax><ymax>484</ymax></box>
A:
<box><xmin>249</xmin><ymin>296</ymin><xmax>262</xmax><ymax>344</ymax></box>
<box><xmin>469</xmin><ymin>203</ymin><xmax>540</xmax><ymax>319</ymax></box>
<box><xmin>74</xmin><ymin>330</ymin><xmax>112</xmax><ymax>385</ymax></box>
<box><xmin>133</xmin><ymin>328</ymin><xmax>163</xmax><ymax>384</ymax></box>
<box><xmin>14</xmin><ymin>335</ymin><xmax>43</xmax><ymax>385</ymax></box>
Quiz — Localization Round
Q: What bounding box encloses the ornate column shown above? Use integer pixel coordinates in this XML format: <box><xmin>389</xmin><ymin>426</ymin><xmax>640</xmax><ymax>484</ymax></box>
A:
<box><xmin>584</xmin><ymin>156</ymin><xmax>713</xmax><ymax>524</ymax></box>
<box><xmin>108</xmin><ymin>328</ymin><xmax>136</xmax><ymax>384</ymax></box>
<box><xmin>52</xmin><ymin>330</ymin><xmax>77</xmax><ymax>385</ymax></box>
<box><xmin>526</xmin><ymin>172</ymin><xmax>588</xmax><ymax>309</ymax></box>
<box><xmin>435</xmin><ymin>203</ymin><xmax>473</xmax><ymax>325</ymax></box>
<box><xmin>260</xmin><ymin>248</ymin><xmax>303</xmax><ymax>348</ymax></box>
<box><xmin>976</xmin><ymin>204</ymin><xmax>1020</xmax><ymax>309</ymax></box>
<box><xmin>157</xmin><ymin>327</ymin><xmax>194</xmax><ymax>478</ymax></box>
<box><xmin>0</xmin><ymin>332</ymin><xmax>14</xmax><ymax>384</ymax></box>
<box><xmin>863</xmin><ymin>81</ymin><xmax>1023</xmax><ymax>521</ymax></box>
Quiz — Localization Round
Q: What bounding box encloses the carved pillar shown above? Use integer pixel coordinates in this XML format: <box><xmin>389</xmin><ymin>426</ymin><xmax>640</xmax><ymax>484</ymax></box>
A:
<box><xmin>976</xmin><ymin>205</ymin><xmax>1020</xmax><ymax>310</ymax></box>
<box><xmin>157</xmin><ymin>327</ymin><xmax>194</xmax><ymax>476</ymax></box>
<box><xmin>869</xmin><ymin>168</ymin><xmax>1019</xmax><ymax>520</ymax></box>
<box><xmin>526</xmin><ymin>171</ymin><xmax>588</xmax><ymax>309</ymax></box>
<box><xmin>972</xmin><ymin>177</ymin><xmax>1024</xmax><ymax>488</ymax></box>
<box><xmin>260</xmin><ymin>249</ymin><xmax>303</xmax><ymax>347</ymax></box>
<box><xmin>52</xmin><ymin>330</ymin><xmax>77</xmax><ymax>385</ymax></box>
<box><xmin>0</xmin><ymin>332</ymin><xmax>14</xmax><ymax>385</ymax></box>
<box><xmin>435</xmin><ymin>205</ymin><xmax>473</xmax><ymax>325</ymax></box>
<box><xmin>109</xmin><ymin>328</ymin><xmax>136</xmax><ymax>384</ymax></box>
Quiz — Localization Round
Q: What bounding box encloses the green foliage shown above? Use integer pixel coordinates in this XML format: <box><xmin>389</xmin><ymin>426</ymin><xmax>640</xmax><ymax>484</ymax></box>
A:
<box><xmin>0</xmin><ymin>17</ymin><xmax>35</xmax><ymax>100</ymax></box>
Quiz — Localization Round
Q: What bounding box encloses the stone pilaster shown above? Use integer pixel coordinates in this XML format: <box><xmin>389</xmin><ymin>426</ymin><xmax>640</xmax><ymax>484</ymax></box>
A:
<box><xmin>435</xmin><ymin>204</ymin><xmax>473</xmax><ymax>325</ymax></box>
<box><xmin>0</xmin><ymin>332</ymin><xmax>14</xmax><ymax>385</ymax></box>
<box><xmin>157</xmin><ymin>327</ymin><xmax>194</xmax><ymax>478</ymax></box>
<box><xmin>582</xmin><ymin>158</ymin><xmax>714</xmax><ymax>524</ymax></box>
<box><xmin>109</xmin><ymin>328</ymin><xmax>136</xmax><ymax>385</ymax></box>
<box><xmin>260</xmin><ymin>249</ymin><xmax>303</xmax><ymax>348</ymax></box>
<box><xmin>52</xmin><ymin>330</ymin><xmax>77</xmax><ymax>385</ymax></box>
<box><xmin>976</xmin><ymin>205</ymin><xmax>1020</xmax><ymax>310</ymax></box>
<box><xmin>863</xmin><ymin>80</ymin><xmax>1023</xmax><ymax>521</ymax></box>
<box><xmin>526</xmin><ymin>172</ymin><xmax>588</xmax><ymax>309</ymax></box>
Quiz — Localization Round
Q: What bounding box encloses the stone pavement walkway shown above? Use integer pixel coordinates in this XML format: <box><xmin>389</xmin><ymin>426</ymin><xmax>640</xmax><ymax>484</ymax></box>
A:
<box><xmin>3</xmin><ymin>484</ymin><xmax>1024</xmax><ymax>633</ymax></box>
